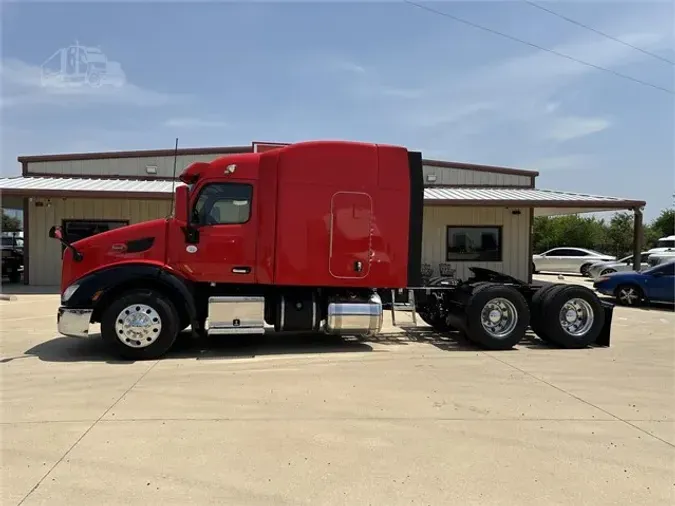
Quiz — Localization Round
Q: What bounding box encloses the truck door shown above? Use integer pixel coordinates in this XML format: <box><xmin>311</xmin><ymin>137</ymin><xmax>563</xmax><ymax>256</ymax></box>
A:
<box><xmin>180</xmin><ymin>182</ymin><xmax>257</xmax><ymax>284</ymax></box>
<box><xmin>329</xmin><ymin>192</ymin><xmax>372</xmax><ymax>279</ymax></box>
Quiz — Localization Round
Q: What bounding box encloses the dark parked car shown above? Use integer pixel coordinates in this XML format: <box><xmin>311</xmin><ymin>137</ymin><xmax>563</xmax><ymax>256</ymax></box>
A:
<box><xmin>1</xmin><ymin>236</ymin><xmax>24</xmax><ymax>283</ymax></box>
<box><xmin>593</xmin><ymin>260</ymin><xmax>675</xmax><ymax>306</ymax></box>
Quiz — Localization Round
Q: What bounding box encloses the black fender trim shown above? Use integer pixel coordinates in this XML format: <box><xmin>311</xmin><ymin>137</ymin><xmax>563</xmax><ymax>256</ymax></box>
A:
<box><xmin>64</xmin><ymin>264</ymin><xmax>199</xmax><ymax>332</ymax></box>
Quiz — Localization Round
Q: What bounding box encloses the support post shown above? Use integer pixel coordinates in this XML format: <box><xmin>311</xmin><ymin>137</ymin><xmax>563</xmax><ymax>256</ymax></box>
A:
<box><xmin>22</xmin><ymin>197</ymin><xmax>30</xmax><ymax>285</ymax></box>
<box><xmin>408</xmin><ymin>289</ymin><xmax>417</xmax><ymax>325</ymax></box>
<box><xmin>633</xmin><ymin>207</ymin><xmax>643</xmax><ymax>271</ymax></box>
<box><xmin>390</xmin><ymin>289</ymin><xmax>396</xmax><ymax>326</ymax></box>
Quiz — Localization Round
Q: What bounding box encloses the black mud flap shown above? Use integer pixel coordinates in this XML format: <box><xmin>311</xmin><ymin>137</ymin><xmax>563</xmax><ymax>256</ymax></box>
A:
<box><xmin>595</xmin><ymin>301</ymin><xmax>614</xmax><ymax>347</ymax></box>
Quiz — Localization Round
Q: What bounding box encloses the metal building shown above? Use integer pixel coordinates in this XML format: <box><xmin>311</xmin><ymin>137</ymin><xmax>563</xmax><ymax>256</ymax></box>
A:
<box><xmin>0</xmin><ymin>141</ymin><xmax>646</xmax><ymax>286</ymax></box>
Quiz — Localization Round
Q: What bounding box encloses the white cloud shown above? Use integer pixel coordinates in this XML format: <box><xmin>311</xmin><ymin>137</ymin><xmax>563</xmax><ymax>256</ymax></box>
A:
<box><xmin>0</xmin><ymin>58</ymin><xmax>190</xmax><ymax>109</ymax></box>
<box><xmin>545</xmin><ymin>116</ymin><xmax>611</xmax><ymax>142</ymax></box>
<box><xmin>531</xmin><ymin>154</ymin><xmax>595</xmax><ymax>172</ymax></box>
<box><xmin>378</xmin><ymin>9</ymin><xmax>673</xmax><ymax>168</ymax></box>
<box><xmin>327</xmin><ymin>60</ymin><xmax>367</xmax><ymax>74</ymax></box>
<box><xmin>316</xmin><ymin>55</ymin><xmax>424</xmax><ymax>101</ymax></box>
<box><xmin>163</xmin><ymin>117</ymin><xmax>229</xmax><ymax>129</ymax></box>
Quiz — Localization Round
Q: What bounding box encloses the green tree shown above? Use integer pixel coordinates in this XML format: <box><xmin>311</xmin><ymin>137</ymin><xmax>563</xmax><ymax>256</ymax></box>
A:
<box><xmin>533</xmin><ymin>208</ymin><xmax>674</xmax><ymax>258</ymax></box>
<box><xmin>1</xmin><ymin>210</ymin><xmax>21</xmax><ymax>232</ymax></box>
<box><xmin>605</xmin><ymin>212</ymin><xmax>635</xmax><ymax>258</ymax></box>
<box><xmin>532</xmin><ymin>215</ymin><xmax>606</xmax><ymax>253</ymax></box>
<box><xmin>649</xmin><ymin>209</ymin><xmax>675</xmax><ymax>239</ymax></box>
<box><xmin>643</xmin><ymin>224</ymin><xmax>661</xmax><ymax>250</ymax></box>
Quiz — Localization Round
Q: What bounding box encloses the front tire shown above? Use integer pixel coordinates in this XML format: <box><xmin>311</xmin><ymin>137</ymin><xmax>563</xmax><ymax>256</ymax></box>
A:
<box><xmin>614</xmin><ymin>284</ymin><xmax>644</xmax><ymax>306</ymax></box>
<box><xmin>101</xmin><ymin>289</ymin><xmax>179</xmax><ymax>360</ymax></box>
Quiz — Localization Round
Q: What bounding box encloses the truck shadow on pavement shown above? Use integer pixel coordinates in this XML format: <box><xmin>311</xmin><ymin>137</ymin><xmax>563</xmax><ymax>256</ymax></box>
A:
<box><xmin>371</xmin><ymin>326</ymin><xmax>552</xmax><ymax>352</ymax></box>
<box><xmin>19</xmin><ymin>326</ymin><xmax>562</xmax><ymax>365</ymax></box>
<box><xmin>21</xmin><ymin>331</ymin><xmax>378</xmax><ymax>364</ymax></box>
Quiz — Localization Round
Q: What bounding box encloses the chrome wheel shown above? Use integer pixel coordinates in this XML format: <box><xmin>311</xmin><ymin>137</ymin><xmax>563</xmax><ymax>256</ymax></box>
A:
<box><xmin>617</xmin><ymin>286</ymin><xmax>641</xmax><ymax>306</ymax></box>
<box><xmin>480</xmin><ymin>298</ymin><xmax>518</xmax><ymax>339</ymax></box>
<box><xmin>558</xmin><ymin>298</ymin><xmax>594</xmax><ymax>337</ymax></box>
<box><xmin>115</xmin><ymin>304</ymin><xmax>162</xmax><ymax>348</ymax></box>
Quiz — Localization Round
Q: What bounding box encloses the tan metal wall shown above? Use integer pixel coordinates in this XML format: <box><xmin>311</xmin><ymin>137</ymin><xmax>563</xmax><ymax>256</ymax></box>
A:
<box><xmin>28</xmin><ymin>197</ymin><xmax>171</xmax><ymax>286</ymax></box>
<box><xmin>423</xmin><ymin>164</ymin><xmax>532</xmax><ymax>187</ymax></box>
<box><xmin>27</xmin><ymin>200</ymin><xmax>532</xmax><ymax>285</ymax></box>
<box><xmin>26</xmin><ymin>154</ymin><xmax>225</xmax><ymax>179</ymax></box>
<box><xmin>421</xmin><ymin>206</ymin><xmax>531</xmax><ymax>282</ymax></box>
<box><xmin>26</xmin><ymin>157</ymin><xmax>533</xmax><ymax>187</ymax></box>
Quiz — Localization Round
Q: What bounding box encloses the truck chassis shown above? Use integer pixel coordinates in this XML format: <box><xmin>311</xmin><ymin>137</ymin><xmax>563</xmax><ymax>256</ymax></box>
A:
<box><xmin>58</xmin><ymin>266</ymin><xmax>613</xmax><ymax>360</ymax></box>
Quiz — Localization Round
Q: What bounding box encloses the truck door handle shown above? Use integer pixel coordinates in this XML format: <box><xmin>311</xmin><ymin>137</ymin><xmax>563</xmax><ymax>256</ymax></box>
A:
<box><xmin>232</xmin><ymin>266</ymin><xmax>251</xmax><ymax>274</ymax></box>
<box><xmin>354</xmin><ymin>261</ymin><xmax>363</xmax><ymax>272</ymax></box>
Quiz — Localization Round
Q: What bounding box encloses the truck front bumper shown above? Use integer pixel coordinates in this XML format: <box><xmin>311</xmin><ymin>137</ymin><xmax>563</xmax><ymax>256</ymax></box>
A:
<box><xmin>57</xmin><ymin>307</ymin><xmax>93</xmax><ymax>338</ymax></box>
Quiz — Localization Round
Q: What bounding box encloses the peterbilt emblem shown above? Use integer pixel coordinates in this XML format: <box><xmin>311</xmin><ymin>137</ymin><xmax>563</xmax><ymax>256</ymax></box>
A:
<box><xmin>186</xmin><ymin>245</ymin><xmax>198</xmax><ymax>253</ymax></box>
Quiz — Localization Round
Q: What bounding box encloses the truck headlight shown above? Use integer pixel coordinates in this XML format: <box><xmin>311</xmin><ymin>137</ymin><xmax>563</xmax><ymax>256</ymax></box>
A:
<box><xmin>62</xmin><ymin>283</ymin><xmax>80</xmax><ymax>303</ymax></box>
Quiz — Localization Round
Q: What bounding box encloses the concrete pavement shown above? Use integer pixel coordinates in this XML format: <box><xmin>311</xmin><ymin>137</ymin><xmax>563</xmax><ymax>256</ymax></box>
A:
<box><xmin>1</xmin><ymin>291</ymin><xmax>674</xmax><ymax>505</ymax></box>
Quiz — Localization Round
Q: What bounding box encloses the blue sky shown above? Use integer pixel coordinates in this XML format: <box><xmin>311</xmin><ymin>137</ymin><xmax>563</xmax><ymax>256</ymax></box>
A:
<box><xmin>1</xmin><ymin>0</ymin><xmax>673</xmax><ymax>220</ymax></box>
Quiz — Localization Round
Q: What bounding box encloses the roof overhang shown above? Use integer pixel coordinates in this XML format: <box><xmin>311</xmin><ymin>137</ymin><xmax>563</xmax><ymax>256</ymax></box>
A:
<box><xmin>0</xmin><ymin>178</ymin><xmax>646</xmax><ymax>214</ymax></box>
<box><xmin>0</xmin><ymin>176</ymin><xmax>176</xmax><ymax>200</ymax></box>
<box><xmin>423</xmin><ymin>187</ymin><xmax>645</xmax><ymax>215</ymax></box>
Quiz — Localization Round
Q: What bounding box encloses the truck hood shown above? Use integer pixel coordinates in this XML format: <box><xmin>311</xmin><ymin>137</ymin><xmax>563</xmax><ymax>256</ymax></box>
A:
<box><xmin>61</xmin><ymin>218</ymin><xmax>169</xmax><ymax>292</ymax></box>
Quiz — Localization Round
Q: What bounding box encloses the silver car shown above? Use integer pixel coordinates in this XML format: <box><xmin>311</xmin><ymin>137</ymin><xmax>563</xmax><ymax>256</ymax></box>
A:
<box><xmin>532</xmin><ymin>247</ymin><xmax>615</xmax><ymax>276</ymax></box>
<box><xmin>587</xmin><ymin>252</ymin><xmax>651</xmax><ymax>279</ymax></box>
<box><xmin>647</xmin><ymin>251</ymin><xmax>675</xmax><ymax>267</ymax></box>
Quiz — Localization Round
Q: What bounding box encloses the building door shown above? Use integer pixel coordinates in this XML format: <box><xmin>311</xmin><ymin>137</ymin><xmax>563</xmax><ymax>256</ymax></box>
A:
<box><xmin>329</xmin><ymin>192</ymin><xmax>372</xmax><ymax>279</ymax></box>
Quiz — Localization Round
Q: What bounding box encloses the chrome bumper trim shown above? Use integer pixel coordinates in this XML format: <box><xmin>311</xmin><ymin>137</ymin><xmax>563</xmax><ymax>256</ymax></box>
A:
<box><xmin>57</xmin><ymin>307</ymin><xmax>93</xmax><ymax>338</ymax></box>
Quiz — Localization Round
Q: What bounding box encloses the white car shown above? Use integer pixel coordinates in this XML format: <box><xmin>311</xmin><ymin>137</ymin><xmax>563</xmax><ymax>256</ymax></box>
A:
<box><xmin>647</xmin><ymin>250</ymin><xmax>675</xmax><ymax>267</ymax></box>
<box><xmin>532</xmin><ymin>247</ymin><xmax>615</xmax><ymax>276</ymax></box>
<box><xmin>647</xmin><ymin>235</ymin><xmax>675</xmax><ymax>254</ymax></box>
<box><xmin>587</xmin><ymin>252</ymin><xmax>651</xmax><ymax>279</ymax></box>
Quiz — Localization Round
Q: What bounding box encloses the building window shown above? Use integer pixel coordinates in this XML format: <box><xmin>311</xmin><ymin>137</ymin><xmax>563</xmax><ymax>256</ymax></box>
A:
<box><xmin>192</xmin><ymin>183</ymin><xmax>252</xmax><ymax>225</ymax></box>
<box><xmin>446</xmin><ymin>226</ymin><xmax>503</xmax><ymax>262</ymax></box>
<box><xmin>61</xmin><ymin>220</ymin><xmax>129</xmax><ymax>255</ymax></box>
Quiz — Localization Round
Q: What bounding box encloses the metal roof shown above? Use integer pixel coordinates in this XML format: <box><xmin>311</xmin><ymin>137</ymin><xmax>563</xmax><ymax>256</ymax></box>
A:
<box><xmin>424</xmin><ymin>187</ymin><xmax>645</xmax><ymax>209</ymax></box>
<box><xmin>0</xmin><ymin>176</ymin><xmax>176</xmax><ymax>199</ymax></box>
<box><xmin>0</xmin><ymin>176</ymin><xmax>646</xmax><ymax>210</ymax></box>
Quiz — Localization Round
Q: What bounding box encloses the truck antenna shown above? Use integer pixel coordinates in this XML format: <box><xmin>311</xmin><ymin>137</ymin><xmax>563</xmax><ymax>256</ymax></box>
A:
<box><xmin>169</xmin><ymin>137</ymin><xmax>179</xmax><ymax>217</ymax></box>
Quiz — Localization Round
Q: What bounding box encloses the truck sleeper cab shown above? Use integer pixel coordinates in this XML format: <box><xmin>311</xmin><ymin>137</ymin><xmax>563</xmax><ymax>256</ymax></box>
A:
<box><xmin>54</xmin><ymin>140</ymin><xmax>423</xmax><ymax>360</ymax></box>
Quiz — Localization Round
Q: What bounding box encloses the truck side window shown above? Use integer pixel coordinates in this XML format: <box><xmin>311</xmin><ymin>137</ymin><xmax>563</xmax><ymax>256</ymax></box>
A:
<box><xmin>192</xmin><ymin>183</ymin><xmax>252</xmax><ymax>225</ymax></box>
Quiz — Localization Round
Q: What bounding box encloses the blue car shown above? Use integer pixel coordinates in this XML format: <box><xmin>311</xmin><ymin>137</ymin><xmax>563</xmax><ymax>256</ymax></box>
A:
<box><xmin>593</xmin><ymin>260</ymin><xmax>675</xmax><ymax>306</ymax></box>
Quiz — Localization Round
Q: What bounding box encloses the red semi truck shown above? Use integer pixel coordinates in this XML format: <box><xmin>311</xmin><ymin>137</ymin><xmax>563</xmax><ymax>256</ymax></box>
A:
<box><xmin>50</xmin><ymin>140</ymin><xmax>612</xmax><ymax>360</ymax></box>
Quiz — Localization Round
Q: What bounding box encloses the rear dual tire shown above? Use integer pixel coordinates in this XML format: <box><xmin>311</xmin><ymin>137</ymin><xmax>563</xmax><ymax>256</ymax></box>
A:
<box><xmin>531</xmin><ymin>284</ymin><xmax>604</xmax><ymax>348</ymax></box>
<box><xmin>464</xmin><ymin>284</ymin><xmax>530</xmax><ymax>350</ymax></box>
